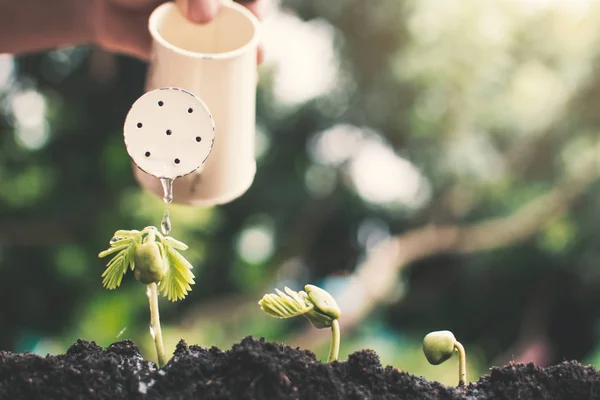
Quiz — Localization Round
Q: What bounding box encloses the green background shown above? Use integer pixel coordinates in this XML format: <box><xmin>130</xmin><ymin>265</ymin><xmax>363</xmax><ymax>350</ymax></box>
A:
<box><xmin>1</xmin><ymin>0</ymin><xmax>600</xmax><ymax>386</ymax></box>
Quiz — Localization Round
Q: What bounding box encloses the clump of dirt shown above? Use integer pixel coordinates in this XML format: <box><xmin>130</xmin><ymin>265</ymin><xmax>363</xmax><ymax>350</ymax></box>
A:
<box><xmin>466</xmin><ymin>361</ymin><xmax>600</xmax><ymax>400</ymax></box>
<box><xmin>150</xmin><ymin>337</ymin><xmax>454</xmax><ymax>399</ymax></box>
<box><xmin>0</xmin><ymin>336</ymin><xmax>597</xmax><ymax>400</ymax></box>
<box><xmin>0</xmin><ymin>339</ymin><xmax>156</xmax><ymax>399</ymax></box>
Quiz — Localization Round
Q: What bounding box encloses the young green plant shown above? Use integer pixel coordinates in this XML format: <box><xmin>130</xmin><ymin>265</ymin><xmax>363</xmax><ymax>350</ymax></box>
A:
<box><xmin>259</xmin><ymin>284</ymin><xmax>341</xmax><ymax>362</ymax></box>
<box><xmin>422</xmin><ymin>330</ymin><xmax>467</xmax><ymax>386</ymax></box>
<box><xmin>98</xmin><ymin>226</ymin><xmax>195</xmax><ymax>367</ymax></box>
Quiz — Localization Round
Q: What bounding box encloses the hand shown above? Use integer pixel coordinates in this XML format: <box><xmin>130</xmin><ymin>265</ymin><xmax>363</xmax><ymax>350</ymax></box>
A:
<box><xmin>93</xmin><ymin>0</ymin><xmax>267</xmax><ymax>63</ymax></box>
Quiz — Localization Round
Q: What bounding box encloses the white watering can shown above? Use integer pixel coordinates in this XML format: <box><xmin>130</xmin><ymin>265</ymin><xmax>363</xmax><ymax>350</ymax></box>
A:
<box><xmin>123</xmin><ymin>0</ymin><xmax>260</xmax><ymax>206</ymax></box>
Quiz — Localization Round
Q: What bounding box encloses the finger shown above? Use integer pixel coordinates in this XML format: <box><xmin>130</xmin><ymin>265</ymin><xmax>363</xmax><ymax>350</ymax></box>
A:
<box><xmin>176</xmin><ymin>0</ymin><xmax>221</xmax><ymax>23</ymax></box>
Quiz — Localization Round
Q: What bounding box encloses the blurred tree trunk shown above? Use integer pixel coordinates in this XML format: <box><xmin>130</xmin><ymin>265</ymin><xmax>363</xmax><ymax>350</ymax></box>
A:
<box><xmin>289</xmin><ymin>145</ymin><xmax>600</xmax><ymax>351</ymax></box>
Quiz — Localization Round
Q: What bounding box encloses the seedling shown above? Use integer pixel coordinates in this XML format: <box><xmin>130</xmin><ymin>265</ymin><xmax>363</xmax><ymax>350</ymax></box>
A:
<box><xmin>422</xmin><ymin>330</ymin><xmax>467</xmax><ymax>386</ymax></box>
<box><xmin>259</xmin><ymin>284</ymin><xmax>341</xmax><ymax>362</ymax></box>
<box><xmin>98</xmin><ymin>226</ymin><xmax>195</xmax><ymax>367</ymax></box>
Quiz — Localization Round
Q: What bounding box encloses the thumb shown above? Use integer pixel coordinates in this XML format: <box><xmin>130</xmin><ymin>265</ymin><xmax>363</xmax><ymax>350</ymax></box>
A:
<box><xmin>175</xmin><ymin>0</ymin><xmax>221</xmax><ymax>23</ymax></box>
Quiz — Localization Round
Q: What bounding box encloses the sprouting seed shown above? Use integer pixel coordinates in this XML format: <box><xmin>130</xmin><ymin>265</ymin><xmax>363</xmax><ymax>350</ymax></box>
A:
<box><xmin>259</xmin><ymin>284</ymin><xmax>341</xmax><ymax>362</ymax></box>
<box><xmin>98</xmin><ymin>226</ymin><xmax>195</xmax><ymax>367</ymax></box>
<box><xmin>423</xmin><ymin>330</ymin><xmax>467</xmax><ymax>386</ymax></box>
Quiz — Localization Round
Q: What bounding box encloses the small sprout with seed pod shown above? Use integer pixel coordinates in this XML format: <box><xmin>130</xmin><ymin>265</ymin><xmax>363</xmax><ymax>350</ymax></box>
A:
<box><xmin>98</xmin><ymin>226</ymin><xmax>195</xmax><ymax>367</ymax></box>
<box><xmin>258</xmin><ymin>284</ymin><xmax>341</xmax><ymax>362</ymax></box>
<box><xmin>422</xmin><ymin>330</ymin><xmax>467</xmax><ymax>386</ymax></box>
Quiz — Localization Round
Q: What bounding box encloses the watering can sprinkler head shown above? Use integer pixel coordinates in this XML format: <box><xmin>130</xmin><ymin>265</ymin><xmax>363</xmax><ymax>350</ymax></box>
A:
<box><xmin>123</xmin><ymin>87</ymin><xmax>215</xmax><ymax>184</ymax></box>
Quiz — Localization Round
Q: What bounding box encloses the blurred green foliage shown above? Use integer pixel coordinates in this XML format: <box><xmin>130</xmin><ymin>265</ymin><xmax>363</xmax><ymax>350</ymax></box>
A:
<box><xmin>2</xmin><ymin>0</ymin><xmax>600</xmax><ymax>387</ymax></box>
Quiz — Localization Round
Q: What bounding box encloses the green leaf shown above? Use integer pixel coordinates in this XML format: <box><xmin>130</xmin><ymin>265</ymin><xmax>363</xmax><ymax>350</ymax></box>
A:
<box><xmin>285</xmin><ymin>286</ymin><xmax>306</xmax><ymax>305</ymax></box>
<box><xmin>126</xmin><ymin>241</ymin><xmax>136</xmax><ymax>271</ymax></box>
<box><xmin>114</xmin><ymin>229</ymin><xmax>140</xmax><ymax>238</ymax></box>
<box><xmin>261</xmin><ymin>294</ymin><xmax>290</xmax><ymax>317</ymax></box>
<box><xmin>258</xmin><ymin>287</ymin><xmax>313</xmax><ymax>319</ymax></box>
<box><xmin>98</xmin><ymin>229</ymin><xmax>142</xmax><ymax>289</ymax></box>
<box><xmin>101</xmin><ymin>249</ymin><xmax>129</xmax><ymax>289</ymax></box>
<box><xmin>98</xmin><ymin>228</ymin><xmax>195</xmax><ymax>298</ymax></box>
<box><xmin>164</xmin><ymin>236</ymin><xmax>188</xmax><ymax>250</ymax></box>
<box><xmin>158</xmin><ymin>245</ymin><xmax>195</xmax><ymax>302</ymax></box>
<box><xmin>98</xmin><ymin>243</ymin><xmax>129</xmax><ymax>258</ymax></box>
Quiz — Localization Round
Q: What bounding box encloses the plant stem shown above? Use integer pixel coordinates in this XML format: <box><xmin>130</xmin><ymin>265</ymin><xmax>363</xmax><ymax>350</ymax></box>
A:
<box><xmin>146</xmin><ymin>228</ymin><xmax>156</xmax><ymax>243</ymax></box>
<box><xmin>147</xmin><ymin>283</ymin><xmax>167</xmax><ymax>368</ymax></box>
<box><xmin>328</xmin><ymin>319</ymin><xmax>340</xmax><ymax>362</ymax></box>
<box><xmin>454</xmin><ymin>341</ymin><xmax>466</xmax><ymax>386</ymax></box>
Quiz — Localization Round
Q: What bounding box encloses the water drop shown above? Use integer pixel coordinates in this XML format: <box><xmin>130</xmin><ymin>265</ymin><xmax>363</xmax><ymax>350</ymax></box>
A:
<box><xmin>116</xmin><ymin>327</ymin><xmax>127</xmax><ymax>339</ymax></box>
<box><xmin>159</xmin><ymin>177</ymin><xmax>173</xmax><ymax>204</ymax></box>
<box><xmin>149</xmin><ymin>323</ymin><xmax>156</xmax><ymax>340</ymax></box>
<box><xmin>161</xmin><ymin>209</ymin><xmax>171</xmax><ymax>235</ymax></box>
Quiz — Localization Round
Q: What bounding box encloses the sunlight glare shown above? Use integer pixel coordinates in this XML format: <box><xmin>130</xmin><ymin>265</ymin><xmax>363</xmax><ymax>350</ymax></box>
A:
<box><xmin>348</xmin><ymin>139</ymin><xmax>431</xmax><ymax>209</ymax></box>
<box><xmin>237</xmin><ymin>223</ymin><xmax>275</xmax><ymax>264</ymax></box>
<box><xmin>308</xmin><ymin>124</ymin><xmax>366</xmax><ymax>166</ymax></box>
<box><xmin>261</xmin><ymin>9</ymin><xmax>338</xmax><ymax>106</ymax></box>
<box><xmin>10</xmin><ymin>89</ymin><xmax>50</xmax><ymax>151</ymax></box>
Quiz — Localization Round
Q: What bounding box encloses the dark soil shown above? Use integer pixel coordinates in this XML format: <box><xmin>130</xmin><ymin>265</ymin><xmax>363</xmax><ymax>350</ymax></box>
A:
<box><xmin>0</xmin><ymin>336</ymin><xmax>598</xmax><ymax>400</ymax></box>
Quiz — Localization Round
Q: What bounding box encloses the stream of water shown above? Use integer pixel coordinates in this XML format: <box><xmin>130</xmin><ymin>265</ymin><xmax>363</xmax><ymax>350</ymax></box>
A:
<box><xmin>159</xmin><ymin>178</ymin><xmax>173</xmax><ymax>235</ymax></box>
